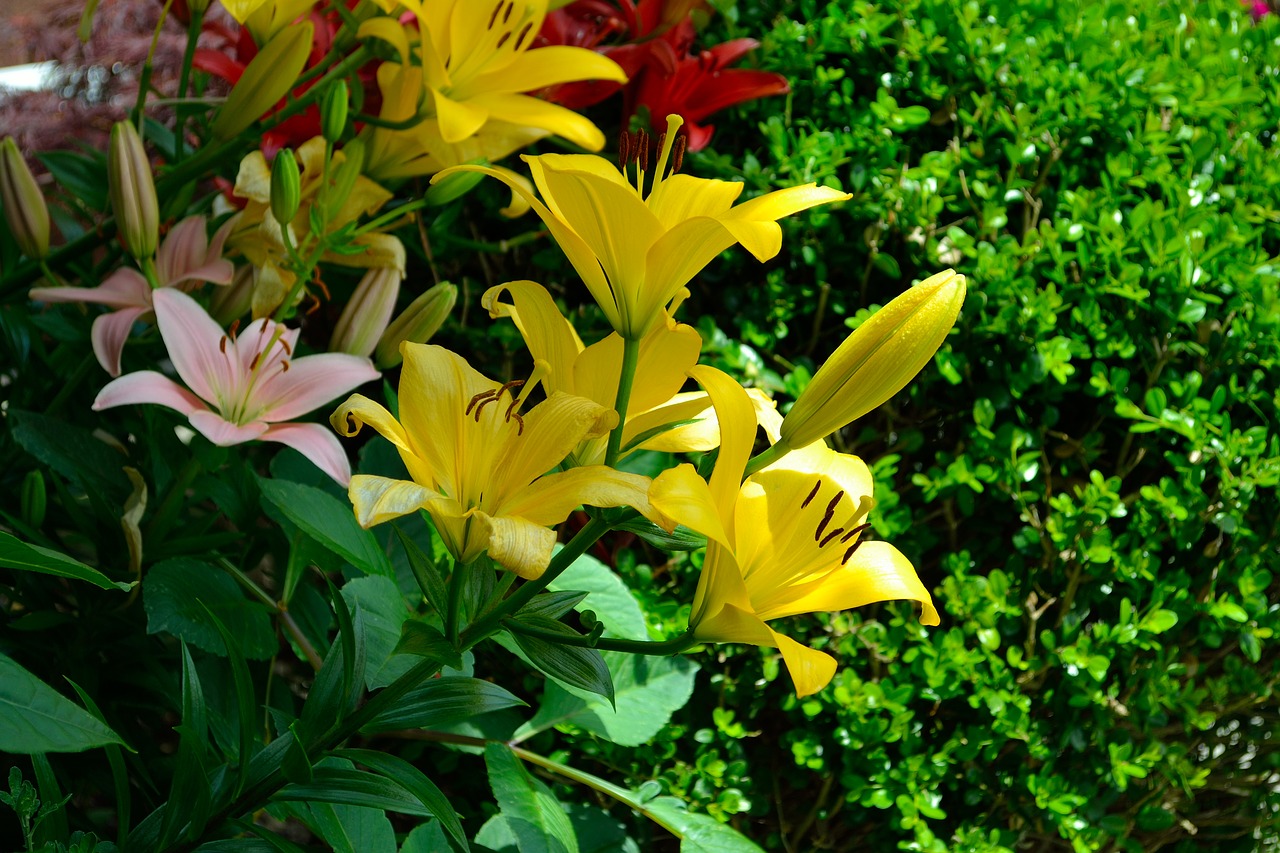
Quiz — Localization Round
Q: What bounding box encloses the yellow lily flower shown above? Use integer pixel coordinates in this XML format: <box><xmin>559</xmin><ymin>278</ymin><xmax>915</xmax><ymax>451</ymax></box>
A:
<box><xmin>359</xmin><ymin>62</ymin><xmax>551</xmax><ymax>190</ymax></box>
<box><xmin>331</xmin><ymin>344</ymin><xmax>672</xmax><ymax>579</ymax></box>
<box><xmin>359</xmin><ymin>0</ymin><xmax>626</xmax><ymax>153</ymax></box>
<box><xmin>227</xmin><ymin>137</ymin><xmax>405</xmax><ymax>316</ymax></box>
<box><xmin>436</xmin><ymin>115</ymin><xmax>852</xmax><ymax>340</ymax></box>
<box><xmin>649</xmin><ymin>365</ymin><xmax>939</xmax><ymax>697</ymax></box>
<box><xmin>220</xmin><ymin>0</ymin><xmax>318</xmax><ymax>43</ymax></box>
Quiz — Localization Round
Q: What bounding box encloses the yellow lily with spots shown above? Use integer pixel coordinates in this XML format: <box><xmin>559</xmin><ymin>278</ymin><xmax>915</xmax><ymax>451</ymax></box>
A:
<box><xmin>436</xmin><ymin>115</ymin><xmax>851</xmax><ymax>340</ymax></box>
<box><xmin>331</xmin><ymin>344</ymin><xmax>673</xmax><ymax>579</ymax></box>
<box><xmin>649</xmin><ymin>365</ymin><xmax>939</xmax><ymax>697</ymax></box>
<box><xmin>357</xmin><ymin>0</ymin><xmax>626</xmax><ymax>154</ymax></box>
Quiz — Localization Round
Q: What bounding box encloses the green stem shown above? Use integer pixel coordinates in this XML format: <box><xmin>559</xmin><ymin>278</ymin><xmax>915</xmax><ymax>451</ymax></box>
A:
<box><xmin>131</xmin><ymin>0</ymin><xmax>173</xmax><ymax>124</ymax></box>
<box><xmin>146</xmin><ymin>456</ymin><xmax>202</xmax><ymax>542</ymax></box>
<box><xmin>604</xmin><ymin>336</ymin><xmax>641</xmax><ymax>467</ymax></box>
<box><xmin>460</xmin><ymin>515</ymin><xmax>612</xmax><ymax>647</ymax></box>
<box><xmin>502</xmin><ymin>620</ymin><xmax>695</xmax><ymax>655</ymax></box>
<box><xmin>174</xmin><ymin>5</ymin><xmax>207</xmax><ymax>161</ymax></box>
<box><xmin>743</xmin><ymin>439</ymin><xmax>792</xmax><ymax>479</ymax></box>
<box><xmin>445</xmin><ymin>560</ymin><xmax>464</xmax><ymax>646</ymax></box>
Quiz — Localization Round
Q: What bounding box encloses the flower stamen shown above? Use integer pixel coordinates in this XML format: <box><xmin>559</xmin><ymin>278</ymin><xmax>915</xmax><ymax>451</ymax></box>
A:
<box><xmin>814</xmin><ymin>490</ymin><xmax>845</xmax><ymax>541</ymax></box>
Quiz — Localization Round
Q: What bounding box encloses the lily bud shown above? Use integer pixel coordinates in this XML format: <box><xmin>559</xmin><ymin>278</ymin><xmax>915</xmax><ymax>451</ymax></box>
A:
<box><xmin>270</xmin><ymin>148</ymin><xmax>301</xmax><ymax>228</ymax></box>
<box><xmin>322</xmin><ymin>79</ymin><xmax>350</xmax><ymax>144</ymax></box>
<box><xmin>209</xmin><ymin>264</ymin><xmax>255</xmax><ymax>324</ymax></box>
<box><xmin>0</xmin><ymin>137</ymin><xmax>50</xmax><ymax>260</ymax></box>
<box><xmin>20</xmin><ymin>470</ymin><xmax>46</xmax><ymax>528</ymax></box>
<box><xmin>331</xmin><ymin>268</ymin><xmax>402</xmax><ymax>357</ymax></box>
<box><xmin>375</xmin><ymin>281</ymin><xmax>457</xmax><ymax>368</ymax></box>
<box><xmin>779</xmin><ymin>270</ymin><xmax>966</xmax><ymax>449</ymax></box>
<box><xmin>211</xmin><ymin>21</ymin><xmax>314</xmax><ymax>141</ymax></box>
<box><xmin>108</xmin><ymin>121</ymin><xmax>159</xmax><ymax>261</ymax></box>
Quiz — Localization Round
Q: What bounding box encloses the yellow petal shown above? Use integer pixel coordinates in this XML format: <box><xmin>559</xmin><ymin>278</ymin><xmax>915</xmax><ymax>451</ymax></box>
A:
<box><xmin>348</xmin><ymin>474</ymin><xmax>439</xmax><ymax>527</ymax></box>
<box><xmin>645</xmin><ymin>174</ymin><xmax>744</xmax><ymax>229</ymax></box>
<box><xmin>331</xmin><ymin>393</ymin><xmax>437</xmax><ymax>487</ymax></box>
<box><xmin>482</xmin><ymin>280</ymin><xmax>584</xmax><ymax>397</ymax></box>
<box><xmin>471</xmin><ymin>510</ymin><xmax>559</xmax><ymax>579</ymax></box>
<box><xmin>760</xmin><ymin>540</ymin><xmax>939</xmax><ymax>626</ymax></box>
<box><xmin>772</xmin><ymin>630</ymin><xmax>838</xmax><ymax>697</ymax></box>
<box><xmin>688</xmin><ymin>365</ymin><xmax>756</xmax><ymax>533</ymax></box>
<box><xmin>357</xmin><ymin>18</ymin><xmax>412</xmax><ymax>66</ymax></box>
<box><xmin>629</xmin><ymin>317</ymin><xmax>702</xmax><ymax>414</ymax></box>
<box><xmin>219</xmin><ymin>0</ymin><xmax>271</xmax><ymax>24</ymax></box>
<box><xmin>642</xmin><ymin>218</ymin><xmax>738</xmax><ymax>324</ymax></box>
<box><xmin>468</xmin><ymin>93</ymin><xmax>608</xmax><ymax>151</ymax></box>
<box><xmin>432</xmin><ymin>90</ymin><xmax>489</xmax><ymax>144</ymax></box>
<box><xmin>721</xmin><ymin>184</ymin><xmax>851</xmax><ymax>259</ymax></box>
<box><xmin>465</xmin><ymin>46</ymin><xmax>627</xmax><ymax>95</ymax></box>
<box><xmin>233</xmin><ymin>151</ymin><xmax>273</xmax><ymax>203</ymax></box>
<box><xmin>691</xmin><ymin>596</ymin><xmax>773</xmax><ymax>646</ymax></box>
<box><xmin>648</xmin><ymin>463</ymin><xmax>731</xmax><ymax>550</ymax></box>
<box><xmin>433</xmin><ymin>165</ymin><xmax>619</xmax><ymax>330</ymax></box>
<box><xmin>499</xmin><ymin>466</ymin><xmax>666</xmax><ymax>530</ymax></box>
<box><xmin>492</xmin><ymin>392</ymin><xmax>616</xmax><ymax>503</ymax></box>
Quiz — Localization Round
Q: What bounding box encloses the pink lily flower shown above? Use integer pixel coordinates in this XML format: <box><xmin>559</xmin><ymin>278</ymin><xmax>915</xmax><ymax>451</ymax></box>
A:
<box><xmin>30</xmin><ymin>215</ymin><xmax>236</xmax><ymax>377</ymax></box>
<box><xmin>93</xmin><ymin>288</ymin><xmax>380</xmax><ymax>485</ymax></box>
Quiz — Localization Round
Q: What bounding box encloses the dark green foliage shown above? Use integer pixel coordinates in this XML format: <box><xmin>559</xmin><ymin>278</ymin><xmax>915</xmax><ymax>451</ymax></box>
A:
<box><xmin>581</xmin><ymin>0</ymin><xmax>1278</xmax><ymax>850</ymax></box>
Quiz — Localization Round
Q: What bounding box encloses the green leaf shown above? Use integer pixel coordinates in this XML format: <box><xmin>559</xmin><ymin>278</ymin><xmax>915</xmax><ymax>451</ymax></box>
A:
<box><xmin>516</xmin><ymin>652</ymin><xmax>697</xmax><ymax>747</ymax></box>
<box><xmin>362</xmin><ymin>677</ymin><xmax>526</xmax><ymax>733</ymax></box>
<box><xmin>484</xmin><ymin>743</ymin><xmax>579</xmax><ymax>853</ymax></box>
<box><xmin>10</xmin><ymin>410</ymin><xmax>130</xmax><ymax>502</ymax></box>
<box><xmin>1140</xmin><ymin>609</ymin><xmax>1178</xmax><ymax>634</ymax></box>
<box><xmin>335</xmin><ymin>750</ymin><xmax>467</xmax><ymax>852</ymax></box>
<box><xmin>199</xmin><ymin>603</ymin><xmax>259</xmax><ymax>780</ymax></box>
<box><xmin>274</xmin><ymin>767</ymin><xmax>440</xmax><ymax>817</ymax></box>
<box><xmin>143</xmin><ymin>558</ymin><xmax>277</xmax><ymax>660</ymax></box>
<box><xmin>37</xmin><ymin>150</ymin><xmax>109</xmax><ymax>211</ymax></box>
<box><xmin>546</xmin><ymin>551</ymin><xmax>648</xmax><ymax>640</ymax></box>
<box><xmin>644</xmin><ymin>798</ymin><xmax>765</xmax><ymax>853</ymax></box>
<box><xmin>395</xmin><ymin>526</ymin><xmax>448</xmax><ymax>617</ymax></box>
<box><xmin>394</xmin><ymin>621</ymin><xmax>463</xmax><ymax>670</ymax></box>
<box><xmin>507</xmin><ymin>618</ymin><xmax>614</xmax><ymax>705</ymax></box>
<box><xmin>258</xmin><ymin>477</ymin><xmax>394</xmax><ymax>579</ymax></box>
<box><xmin>0</xmin><ymin>654</ymin><xmax>125</xmax><ymax>753</ymax></box>
<box><xmin>0</xmin><ymin>532</ymin><xmax>133</xmax><ymax>591</ymax></box>
<box><xmin>517</xmin><ymin>591</ymin><xmax>589</xmax><ymax>622</ymax></box>
<box><xmin>341</xmin><ymin>576</ymin><xmax>413</xmax><ymax>689</ymax></box>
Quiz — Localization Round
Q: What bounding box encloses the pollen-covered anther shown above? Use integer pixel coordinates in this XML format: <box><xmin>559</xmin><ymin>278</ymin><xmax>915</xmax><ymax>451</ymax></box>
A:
<box><xmin>800</xmin><ymin>478</ymin><xmax>821</xmax><ymax>509</ymax></box>
<box><xmin>814</xmin><ymin>490</ymin><xmax>845</xmax><ymax>541</ymax></box>
<box><xmin>219</xmin><ymin>335</ymin><xmax>228</xmax><ymax>354</ymax></box>
<box><xmin>469</xmin><ymin>379</ymin><xmax>525</xmax><ymax>422</ymax></box>
<box><xmin>618</xmin><ymin>131</ymin><xmax>633</xmax><ymax>169</ymax></box>
<box><xmin>636</xmin><ymin>129</ymin><xmax>650</xmax><ymax>172</ymax></box>
<box><xmin>671</xmin><ymin>134</ymin><xmax>687</xmax><ymax>174</ymax></box>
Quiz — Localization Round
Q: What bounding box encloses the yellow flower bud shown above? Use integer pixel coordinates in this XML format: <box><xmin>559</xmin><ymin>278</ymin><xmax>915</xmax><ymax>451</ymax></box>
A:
<box><xmin>211</xmin><ymin>21</ymin><xmax>315</xmax><ymax>141</ymax></box>
<box><xmin>779</xmin><ymin>270</ymin><xmax>966</xmax><ymax>449</ymax></box>
<box><xmin>108</xmin><ymin>121</ymin><xmax>159</xmax><ymax>261</ymax></box>
<box><xmin>0</xmin><ymin>137</ymin><xmax>50</xmax><ymax>260</ymax></box>
<box><xmin>331</xmin><ymin>268</ymin><xmax>402</xmax><ymax>357</ymax></box>
<box><xmin>375</xmin><ymin>281</ymin><xmax>457</xmax><ymax>369</ymax></box>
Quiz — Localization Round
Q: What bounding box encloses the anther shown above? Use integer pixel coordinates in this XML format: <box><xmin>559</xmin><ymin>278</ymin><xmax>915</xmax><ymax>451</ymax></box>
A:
<box><xmin>509</xmin><ymin>411</ymin><xmax>525</xmax><ymax>435</ymax></box>
<box><xmin>466</xmin><ymin>388</ymin><xmax>499</xmax><ymax>416</ymax></box>
<box><xmin>496</xmin><ymin>31</ymin><xmax>511</xmax><ymax>49</ymax></box>
<box><xmin>841</xmin><ymin>540</ymin><xmax>864</xmax><ymax>566</ymax></box>
<box><xmin>514</xmin><ymin>22</ymin><xmax>533</xmax><ymax>49</ymax></box>
<box><xmin>656</xmin><ymin>132</ymin><xmax>667</xmax><ymax>167</ymax></box>
<box><xmin>840</xmin><ymin>522</ymin><xmax>870</xmax><ymax>543</ymax></box>
<box><xmin>618</xmin><ymin>131</ymin><xmax>632</xmax><ymax>169</ymax></box>
<box><xmin>819</xmin><ymin>527</ymin><xmax>845</xmax><ymax>547</ymax></box>
<box><xmin>502</xmin><ymin>1</ymin><xmax>513</xmax><ymax>24</ymax></box>
<box><xmin>281</xmin><ymin>360</ymin><xmax>290</xmax><ymax>372</ymax></box>
<box><xmin>228</xmin><ymin>318</ymin><xmax>240</xmax><ymax>339</ymax></box>
<box><xmin>279</xmin><ymin>337</ymin><xmax>293</xmax><ymax>355</ymax></box>
<box><xmin>800</xmin><ymin>479</ymin><xmax>821</xmax><ymax>509</ymax></box>
<box><xmin>814</xmin><ymin>490</ymin><xmax>845</xmax><ymax>541</ymax></box>
<box><xmin>250</xmin><ymin>352</ymin><xmax>261</xmax><ymax>370</ymax></box>
<box><xmin>219</xmin><ymin>335</ymin><xmax>227</xmax><ymax>354</ymax></box>
<box><xmin>671</xmin><ymin>134</ymin><xmax>687</xmax><ymax>174</ymax></box>
<box><xmin>488</xmin><ymin>0</ymin><xmax>503</xmax><ymax>28</ymax></box>
<box><xmin>637</xmin><ymin>129</ymin><xmax>649</xmax><ymax>172</ymax></box>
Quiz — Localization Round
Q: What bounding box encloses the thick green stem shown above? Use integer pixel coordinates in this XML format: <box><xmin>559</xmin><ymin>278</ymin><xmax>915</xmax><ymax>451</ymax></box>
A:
<box><xmin>743</xmin><ymin>439</ymin><xmax>792</xmax><ymax>478</ymax></box>
<box><xmin>174</xmin><ymin>6</ymin><xmax>206</xmax><ymax>160</ymax></box>
<box><xmin>604</xmin><ymin>336</ymin><xmax>641</xmax><ymax>467</ymax></box>
<box><xmin>460</xmin><ymin>515</ymin><xmax>612</xmax><ymax>646</ymax></box>
<box><xmin>445</xmin><ymin>560</ymin><xmax>464</xmax><ymax>645</ymax></box>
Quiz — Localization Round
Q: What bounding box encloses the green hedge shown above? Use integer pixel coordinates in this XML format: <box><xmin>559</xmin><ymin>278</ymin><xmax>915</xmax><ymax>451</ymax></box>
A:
<box><xmin>560</xmin><ymin>0</ymin><xmax>1280</xmax><ymax>850</ymax></box>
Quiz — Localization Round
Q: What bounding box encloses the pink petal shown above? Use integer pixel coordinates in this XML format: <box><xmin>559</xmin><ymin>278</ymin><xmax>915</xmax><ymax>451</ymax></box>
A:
<box><xmin>253</xmin><ymin>353</ymin><xmax>380</xmax><ymax>422</ymax></box>
<box><xmin>156</xmin><ymin>216</ymin><xmax>210</xmax><ymax>284</ymax></box>
<box><xmin>261</xmin><ymin>422</ymin><xmax>353</xmax><ymax>486</ymax></box>
<box><xmin>30</xmin><ymin>268</ymin><xmax>151</xmax><ymax>309</ymax></box>
<box><xmin>93</xmin><ymin>370</ymin><xmax>206</xmax><ymax>415</ymax></box>
<box><xmin>188</xmin><ymin>411</ymin><xmax>270</xmax><ymax>446</ymax></box>
<box><xmin>152</xmin><ymin>288</ymin><xmax>239</xmax><ymax>407</ymax></box>
<box><xmin>91</xmin><ymin>306</ymin><xmax>151</xmax><ymax>377</ymax></box>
